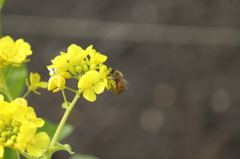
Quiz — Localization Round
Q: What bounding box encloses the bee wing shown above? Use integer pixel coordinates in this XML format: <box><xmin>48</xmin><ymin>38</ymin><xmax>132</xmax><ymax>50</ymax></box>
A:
<box><xmin>123</xmin><ymin>78</ymin><xmax>131</xmax><ymax>90</ymax></box>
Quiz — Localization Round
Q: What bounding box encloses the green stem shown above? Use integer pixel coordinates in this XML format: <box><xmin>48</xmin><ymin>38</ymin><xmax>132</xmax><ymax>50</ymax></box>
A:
<box><xmin>2</xmin><ymin>80</ymin><xmax>13</xmax><ymax>101</ymax></box>
<box><xmin>5</xmin><ymin>65</ymin><xmax>14</xmax><ymax>81</ymax></box>
<box><xmin>61</xmin><ymin>89</ymin><xmax>67</xmax><ymax>103</ymax></box>
<box><xmin>49</xmin><ymin>91</ymin><xmax>81</xmax><ymax>148</ymax></box>
<box><xmin>65</xmin><ymin>87</ymin><xmax>78</xmax><ymax>93</ymax></box>
<box><xmin>0</xmin><ymin>66</ymin><xmax>14</xmax><ymax>102</ymax></box>
<box><xmin>22</xmin><ymin>90</ymin><xmax>31</xmax><ymax>98</ymax></box>
<box><xmin>18</xmin><ymin>151</ymin><xmax>32</xmax><ymax>159</ymax></box>
<box><xmin>16</xmin><ymin>151</ymin><xmax>20</xmax><ymax>159</ymax></box>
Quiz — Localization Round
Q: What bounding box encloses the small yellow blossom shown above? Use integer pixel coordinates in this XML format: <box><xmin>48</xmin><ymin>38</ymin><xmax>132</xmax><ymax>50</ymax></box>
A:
<box><xmin>100</xmin><ymin>65</ymin><xmax>115</xmax><ymax>90</ymax></box>
<box><xmin>48</xmin><ymin>75</ymin><xmax>66</xmax><ymax>92</ymax></box>
<box><xmin>67</xmin><ymin>44</ymin><xmax>88</xmax><ymax>66</ymax></box>
<box><xmin>99</xmin><ymin>65</ymin><xmax>110</xmax><ymax>79</ymax></box>
<box><xmin>0</xmin><ymin>97</ymin><xmax>17</xmax><ymax>115</ymax></box>
<box><xmin>47</xmin><ymin>52</ymin><xmax>71</xmax><ymax>69</ymax></box>
<box><xmin>26</xmin><ymin>132</ymin><xmax>50</xmax><ymax>157</ymax></box>
<box><xmin>78</xmin><ymin>70</ymin><xmax>105</xmax><ymax>102</ymax></box>
<box><xmin>17</xmin><ymin>122</ymin><xmax>50</xmax><ymax>157</ymax></box>
<box><xmin>0</xmin><ymin>36</ymin><xmax>32</xmax><ymax>67</ymax></box>
<box><xmin>87</xmin><ymin>45</ymin><xmax>107</xmax><ymax>65</ymax></box>
<box><xmin>26</xmin><ymin>72</ymin><xmax>48</xmax><ymax>95</ymax></box>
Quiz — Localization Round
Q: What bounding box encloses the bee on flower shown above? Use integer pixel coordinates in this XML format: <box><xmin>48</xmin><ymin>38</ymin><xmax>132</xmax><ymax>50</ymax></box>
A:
<box><xmin>47</xmin><ymin>44</ymin><xmax>127</xmax><ymax>102</ymax></box>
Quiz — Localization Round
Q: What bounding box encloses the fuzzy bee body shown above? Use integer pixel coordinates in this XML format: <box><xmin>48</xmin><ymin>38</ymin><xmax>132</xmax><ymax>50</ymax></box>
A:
<box><xmin>109</xmin><ymin>68</ymin><xmax>128</xmax><ymax>95</ymax></box>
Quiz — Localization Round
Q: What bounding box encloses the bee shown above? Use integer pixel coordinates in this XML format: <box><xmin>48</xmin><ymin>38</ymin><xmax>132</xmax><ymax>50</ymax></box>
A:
<box><xmin>108</xmin><ymin>68</ymin><xmax>129</xmax><ymax>95</ymax></box>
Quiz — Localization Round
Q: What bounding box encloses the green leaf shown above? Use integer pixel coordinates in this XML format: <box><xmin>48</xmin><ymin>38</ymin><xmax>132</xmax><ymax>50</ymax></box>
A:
<box><xmin>37</xmin><ymin>119</ymin><xmax>74</xmax><ymax>141</ymax></box>
<box><xmin>6</xmin><ymin>64</ymin><xmax>28</xmax><ymax>99</ymax></box>
<box><xmin>70</xmin><ymin>154</ymin><xmax>100</xmax><ymax>159</ymax></box>
<box><xmin>0</xmin><ymin>0</ymin><xmax>5</xmax><ymax>11</ymax></box>
<box><xmin>4</xmin><ymin>147</ymin><xmax>18</xmax><ymax>159</ymax></box>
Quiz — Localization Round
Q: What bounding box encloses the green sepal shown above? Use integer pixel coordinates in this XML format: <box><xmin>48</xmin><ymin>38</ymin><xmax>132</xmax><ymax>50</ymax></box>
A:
<box><xmin>48</xmin><ymin>142</ymin><xmax>74</xmax><ymax>157</ymax></box>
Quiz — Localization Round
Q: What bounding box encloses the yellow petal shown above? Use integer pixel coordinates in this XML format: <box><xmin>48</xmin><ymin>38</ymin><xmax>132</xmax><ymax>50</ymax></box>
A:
<box><xmin>85</xmin><ymin>45</ymin><xmax>93</xmax><ymax>56</ymax></box>
<box><xmin>83</xmin><ymin>89</ymin><xmax>96</xmax><ymax>102</ymax></box>
<box><xmin>30</xmin><ymin>73</ymin><xmax>40</xmax><ymax>83</ymax></box>
<box><xmin>99</xmin><ymin>65</ymin><xmax>109</xmax><ymax>79</ymax></box>
<box><xmin>31</xmin><ymin>118</ymin><xmax>45</xmax><ymax>127</ymax></box>
<box><xmin>94</xmin><ymin>82</ymin><xmax>105</xmax><ymax>94</ymax></box>
<box><xmin>96</xmin><ymin>54</ymin><xmax>107</xmax><ymax>63</ymax></box>
<box><xmin>16</xmin><ymin>134</ymin><xmax>27</xmax><ymax>151</ymax></box>
<box><xmin>0</xmin><ymin>95</ymin><xmax>4</xmax><ymax>102</ymax></box>
<box><xmin>27</xmin><ymin>145</ymin><xmax>43</xmax><ymax>158</ymax></box>
<box><xmin>0</xmin><ymin>145</ymin><xmax>4</xmax><ymax>158</ymax></box>
<box><xmin>67</xmin><ymin>44</ymin><xmax>82</xmax><ymax>55</ymax></box>
<box><xmin>78</xmin><ymin>70</ymin><xmax>99</xmax><ymax>88</ymax></box>
<box><xmin>12</xmin><ymin>108</ymin><xmax>25</xmax><ymax>122</ymax></box>
<box><xmin>48</xmin><ymin>76</ymin><xmax>65</xmax><ymax>91</ymax></box>
<box><xmin>35</xmin><ymin>82</ymin><xmax>48</xmax><ymax>88</ymax></box>
<box><xmin>20</xmin><ymin>122</ymin><xmax>37</xmax><ymax>136</ymax></box>
<box><xmin>34</xmin><ymin>132</ymin><xmax>50</xmax><ymax>148</ymax></box>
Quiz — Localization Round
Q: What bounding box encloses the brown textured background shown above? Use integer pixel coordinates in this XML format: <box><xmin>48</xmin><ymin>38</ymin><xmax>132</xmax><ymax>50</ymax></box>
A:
<box><xmin>2</xmin><ymin>1</ymin><xmax>240</xmax><ymax>159</ymax></box>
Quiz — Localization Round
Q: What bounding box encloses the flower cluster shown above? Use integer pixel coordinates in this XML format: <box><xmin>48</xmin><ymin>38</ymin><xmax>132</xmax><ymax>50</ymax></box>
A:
<box><xmin>0</xmin><ymin>36</ymin><xmax>32</xmax><ymax>68</ymax></box>
<box><xmin>47</xmin><ymin>44</ymin><xmax>115</xmax><ymax>102</ymax></box>
<box><xmin>0</xmin><ymin>36</ymin><xmax>50</xmax><ymax>158</ymax></box>
<box><xmin>0</xmin><ymin>95</ymin><xmax>50</xmax><ymax>158</ymax></box>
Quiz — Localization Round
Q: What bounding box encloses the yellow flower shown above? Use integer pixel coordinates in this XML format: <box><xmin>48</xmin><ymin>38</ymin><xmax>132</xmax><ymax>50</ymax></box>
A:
<box><xmin>0</xmin><ymin>36</ymin><xmax>32</xmax><ymax>67</ymax></box>
<box><xmin>87</xmin><ymin>45</ymin><xmax>107</xmax><ymax>66</ymax></box>
<box><xmin>67</xmin><ymin>44</ymin><xmax>88</xmax><ymax>66</ymax></box>
<box><xmin>78</xmin><ymin>70</ymin><xmax>105</xmax><ymax>102</ymax></box>
<box><xmin>0</xmin><ymin>98</ymin><xmax>17</xmax><ymax>115</ymax></box>
<box><xmin>12</xmin><ymin>104</ymin><xmax>44</xmax><ymax>127</ymax></box>
<box><xmin>48</xmin><ymin>75</ymin><xmax>66</xmax><ymax>92</ymax></box>
<box><xmin>26</xmin><ymin>132</ymin><xmax>50</xmax><ymax>157</ymax></box>
<box><xmin>99</xmin><ymin>65</ymin><xmax>110</xmax><ymax>79</ymax></box>
<box><xmin>99</xmin><ymin>65</ymin><xmax>115</xmax><ymax>90</ymax></box>
<box><xmin>15</xmin><ymin>38</ymin><xmax>32</xmax><ymax>61</ymax></box>
<box><xmin>16</xmin><ymin>122</ymin><xmax>37</xmax><ymax>152</ymax></box>
<box><xmin>8</xmin><ymin>98</ymin><xmax>44</xmax><ymax>128</ymax></box>
<box><xmin>26</xmin><ymin>72</ymin><xmax>48</xmax><ymax>95</ymax></box>
<box><xmin>47</xmin><ymin>52</ymin><xmax>71</xmax><ymax>69</ymax></box>
<box><xmin>0</xmin><ymin>97</ymin><xmax>49</xmax><ymax>158</ymax></box>
<box><xmin>17</xmin><ymin>122</ymin><xmax>50</xmax><ymax>157</ymax></box>
<box><xmin>47</xmin><ymin>44</ymin><xmax>118</xmax><ymax>101</ymax></box>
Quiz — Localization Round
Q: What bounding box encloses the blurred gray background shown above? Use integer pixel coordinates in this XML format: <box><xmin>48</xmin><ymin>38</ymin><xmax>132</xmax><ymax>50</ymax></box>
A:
<box><xmin>2</xmin><ymin>0</ymin><xmax>240</xmax><ymax>159</ymax></box>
